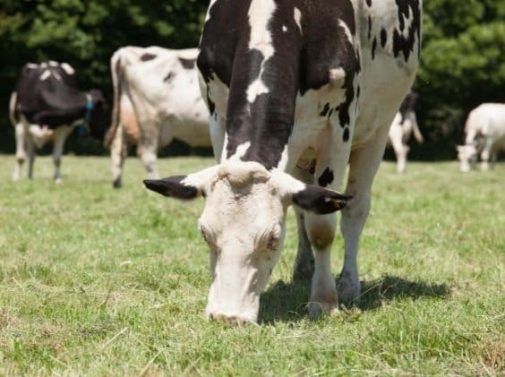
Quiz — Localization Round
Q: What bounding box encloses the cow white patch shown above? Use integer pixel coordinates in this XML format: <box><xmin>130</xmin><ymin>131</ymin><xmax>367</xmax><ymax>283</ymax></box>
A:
<box><xmin>247</xmin><ymin>78</ymin><xmax>269</xmax><ymax>103</ymax></box>
<box><xmin>60</xmin><ymin>63</ymin><xmax>75</xmax><ymax>75</ymax></box>
<box><xmin>294</xmin><ymin>8</ymin><xmax>302</xmax><ymax>34</ymax></box>
<box><xmin>338</xmin><ymin>20</ymin><xmax>353</xmax><ymax>44</ymax></box>
<box><xmin>246</xmin><ymin>0</ymin><xmax>276</xmax><ymax>104</ymax></box>
<box><xmin>329</xmin><ymin>68</ymin><xmax>346</xmax><ymax>83</ymax></box>
<box><xmin>276</xmin><ymin>145</ymin><xmax>290</xmax><ymax>170</ymax></box>
<box><xmin>39</xmin><ymin>70</ymin><xmax>51</xmax><ymax>81</ymax></box>
<box><xmin>282</xmin><ymin>25</ymin><xmax>288</xmax><ymax>32</ymax></box>
<box><xmin>230</xmin><ymin>141</ymin><xmax>251</xmax><ymax>160</ymax></box>
<box><xmin>26</xmin><ymin>63</ymin><xmax>38</xmax><ymax>69</ymax></box>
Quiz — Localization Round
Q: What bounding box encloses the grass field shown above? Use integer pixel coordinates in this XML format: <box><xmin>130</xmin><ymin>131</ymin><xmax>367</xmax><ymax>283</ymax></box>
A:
<box><xmin>0</xmin><ymin>155</ymin><xmax>504</xmax><ymax>376</ymax></box>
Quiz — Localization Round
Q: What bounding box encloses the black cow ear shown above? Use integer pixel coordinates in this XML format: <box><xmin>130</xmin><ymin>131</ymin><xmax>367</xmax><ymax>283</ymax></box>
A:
<box><xmin>143</xmin><ymin>176</ymin><xmax>199</xmax><ymax>200</ymax></box>
<box><xmin>292</xmin><ymin>185</ymin><xmax>351</xmax><ymax>214</ymax></box>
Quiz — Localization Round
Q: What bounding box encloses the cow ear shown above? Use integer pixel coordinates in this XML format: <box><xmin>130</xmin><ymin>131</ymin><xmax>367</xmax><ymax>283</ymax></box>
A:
<box><xmin>292</xmin><ymin>185</ymin><xmax>352</xmax><ymax>214</ymax></box>
<box><xmin>143</xmin><ymin>166</ymin><xmax>219</xmax><ymax>200</ymax></box>
<box><xmin>144</xmin><ymin>176</ymin><xmax>199</xmax><ymax>200</ymax></box>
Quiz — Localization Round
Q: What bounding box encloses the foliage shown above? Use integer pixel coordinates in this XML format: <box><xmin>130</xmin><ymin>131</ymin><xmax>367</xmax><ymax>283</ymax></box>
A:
<box><xmin>0</xmin><ymin>156</ymin><xmax>504</xmax><ymax>375</ymax></box>
<box><xmin>1</xmin><ymin>1</ymin><xmax>505</xmax><ymax>157</ymax></box>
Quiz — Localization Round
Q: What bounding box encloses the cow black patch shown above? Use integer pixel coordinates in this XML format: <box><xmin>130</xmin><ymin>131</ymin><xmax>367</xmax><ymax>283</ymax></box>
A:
<box><xmin>320</xmin><ymin>103</ymin><xmax>330</xmax><ymax>117</ymax></box>
<box><xmin>367</xmin><ymin>16</ymin><xmax>372</xmax><ymax>40</ymax></box>
<box><xmin>343</xmin><ymin>127</ymin><xmax>350</xmax><ymax>142</ymax></box>
<box><xmin>140</xmin><ymin>53</ymin><xmax>157</xmax><ymax>62</ymax></box>
<box><xmin>380</xmin><ymin>28</ymin><xmax>388</xmax><ymax>48</ymax></box>
<box><xmin>371</xmin><ymin>37</ymin><xmax>377</xmax><ymax>59</ymax></box>
<box><xmin>393</xmin><ymin>0</ymin><xmax>421</xmax><ymax>61</ymax></box>
<box><xmin>163</xmin><ymin>72</ymin><xmax>173</xmax><ymax>82</ymax></box>
<box><xmin>179</xmin><ymin>57</ymin><xmax>196</xmax><ymax>69</ymax></box>
<box><xmin>366</xmin><ymin>0</ymin><xmax>372</xmax><ymax>6</ymax></box>
<box><xmin>318</xmin><ymin>168</ymin><xmax>334</xmax><ymax>187</ymax></box>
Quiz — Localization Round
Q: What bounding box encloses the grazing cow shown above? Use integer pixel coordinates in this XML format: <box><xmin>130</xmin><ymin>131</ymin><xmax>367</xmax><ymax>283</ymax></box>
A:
<box><xmin>457</xmin><ymin>103</ymin><xmax>505</xmax><ymax>172</ymax></box>
<box><xmin>145</xmin><ymin>0</ymin><xmax>422</xmax><ymax>324</ymax></box>
<box><xmin>388</xmin><ymin>92</ymin><xmax>423</xmax><ymax>173</ymax></box>
<box><xmin>10</xmin><ymin>61</ymin><xmax>108</xmax><ymax>182</ymax></box>
<box><xmin>106</xmin><ymin>46</ymin><xmax>211</xmax><ymax>188</ymax></box>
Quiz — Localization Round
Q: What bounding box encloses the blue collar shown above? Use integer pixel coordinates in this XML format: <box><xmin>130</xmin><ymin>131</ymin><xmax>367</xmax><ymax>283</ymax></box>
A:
<box><xmin>85</xmin><ymin>94</ymin><xmax>94</xmax><ymax>121</ymax></box>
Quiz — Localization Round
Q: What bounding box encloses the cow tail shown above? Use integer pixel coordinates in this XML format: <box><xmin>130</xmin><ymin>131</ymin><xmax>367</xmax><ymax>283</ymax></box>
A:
<box><xmin>411</xmin><ymin>113</ymin><xmax>424</xmax><ymax>144</ymax></box>
<box><xmin>104</xmin><ymin>49</ymin><xmax>123</xmax><ymax>147</ymax></box>
<box><xmin>8</xmin><ymin>91</ymin><xmax>18</xmax><ymax>126</ymax></box>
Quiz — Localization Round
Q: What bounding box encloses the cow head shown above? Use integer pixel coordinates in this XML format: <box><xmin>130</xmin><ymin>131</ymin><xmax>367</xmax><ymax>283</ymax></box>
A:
<box><xmin>144</xmin><ymin>161</ymin><xmax>350</xmax><ymax>324</ymax></box>
<box><xmin>457</xmin><ymin>145</ymin><xmax>478</xmax><ymax>172</ymax></box>
<box><xmin>86</xmin><ymin>89</ymin><xmax>109</xmax><ymax>140</ymax></box>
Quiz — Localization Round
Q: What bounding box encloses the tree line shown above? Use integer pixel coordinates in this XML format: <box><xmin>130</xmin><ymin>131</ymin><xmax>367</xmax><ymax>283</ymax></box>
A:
<box><xmin>1</xmin><ymin>0</ymin><xmax>504</xmax><ymax>159</ymax></box>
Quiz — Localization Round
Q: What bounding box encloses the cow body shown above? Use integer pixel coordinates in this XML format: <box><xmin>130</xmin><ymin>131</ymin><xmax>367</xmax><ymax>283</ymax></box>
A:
<box><xmin>10</xmin><ymin>61</ymin><xmax>107</xmax><ymax>182</ymax></box>
<box><xmin>388</xmin><ymin>92</ymin><xmax>423</xmax><ymax>173</ymax></box>
<box><xmin>106</xmin><ymin>46</ymin><xmax>211</xmax><ymax>188</ymax></box>
<box><xmin>457</xmin><ymin>103</ymin><xmax>505</xmax><ymax>172</ymax></box>
<box><xmin>145</xmin><ymin>0</ymin><xmax>422</xmax><ymax>324</ymax></box>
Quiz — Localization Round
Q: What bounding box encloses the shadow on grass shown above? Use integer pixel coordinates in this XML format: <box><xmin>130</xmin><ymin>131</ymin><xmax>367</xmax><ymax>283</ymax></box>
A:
<box><xmin>259</xmin><ymin>275</ymin><xmax>450</xmax><ymax>324</ymax></box>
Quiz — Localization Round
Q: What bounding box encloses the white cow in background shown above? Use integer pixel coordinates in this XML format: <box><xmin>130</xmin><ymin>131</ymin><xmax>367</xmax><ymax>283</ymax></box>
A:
<box><xmin>106</xmin><ymin>46</ymin><xmax>211</xmax><ymax>188</ymax></box>
<box><xmin>388</xmin><ymin>92</ymin><xmax>423</xmax><ymax>173</ymax></box>
<box><xmin>457</xmin><ymin>103</ymin><xmax>505</xmax><ymax>172</ymax></box>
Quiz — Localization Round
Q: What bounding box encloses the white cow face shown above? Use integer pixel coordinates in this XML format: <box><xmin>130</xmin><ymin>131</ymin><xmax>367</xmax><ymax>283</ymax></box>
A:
<box><xmin>457</xmin><ymin>145</ymin><xmax>478</xmax><ymax>172</ymax></box>
<box><xmin>144</xmin><ymin>161</ymin><xmax>350</xmax><ymax>324</ymax></box>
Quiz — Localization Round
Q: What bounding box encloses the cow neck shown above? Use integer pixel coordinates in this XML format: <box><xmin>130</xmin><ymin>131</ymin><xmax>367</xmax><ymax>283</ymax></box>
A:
<box><xmin>223</xmin><ymin>14</ymin><xmax>302</xmax><ymax>171</ymax></box>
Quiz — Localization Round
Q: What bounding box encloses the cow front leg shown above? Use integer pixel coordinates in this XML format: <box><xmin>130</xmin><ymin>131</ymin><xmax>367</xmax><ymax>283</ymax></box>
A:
<box><xmin>479</xmin><ymin>139</ymin><xmax>493</xmax><ymax>172</ymax></box>
<box><xmin>52</xmin><ymin>127</ymin><xmax>71</xmax><ymax>183</ymax></box>
<box><xmin>12</xmin><ymin>123</ymin><xmax>26</xmax><ymax>181</ymax></box>
<box><xmin>306</xmin><ymin>125</ymin><xmax>352</xmax><ymax>317</ymax></box>
<box><xmin>291</xmin><ymin>165</ymin><xmax>315</xmax><ymax>282</ymax></box>
<box><xmin>111</xmin><ymin>123</ymin><xmax>128</xmax><ymax>188</ymax></box>
<box><xmin>338</xmin><ymin>125</ymin><xmax>391</xmax><ymax>303</ymax></box>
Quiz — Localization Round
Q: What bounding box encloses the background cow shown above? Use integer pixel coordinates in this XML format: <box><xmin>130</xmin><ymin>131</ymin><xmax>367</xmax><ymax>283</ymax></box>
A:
<box><xmin>457</xmin><ymin>103</ymin><xmax>505</xmax><ymax>172</ymax></box>
<box><xmin>388</xmin><ymin>92</ymin><xmax>423</xmax><ymax>173</ymax></box>
<box><xmin>10</xmin><ymin>61</ymin><xmax>108</xmax><ymax>182</ymax></box>
<box><xmin>145</xmin><ymin>0</ymin><xmax>422</xmax><ymax>324</ymax></box>
<box><xmin>105</xmin><ymin>46</ymin><xmax>211</xmax><ymax>188</ymax></box>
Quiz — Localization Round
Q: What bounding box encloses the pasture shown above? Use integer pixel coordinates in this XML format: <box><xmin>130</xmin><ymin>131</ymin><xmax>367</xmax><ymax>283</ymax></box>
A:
<box><xmin>0</xmin><ymin>155</ymin><xmax>504</xmax><ymax>376</ymax></box>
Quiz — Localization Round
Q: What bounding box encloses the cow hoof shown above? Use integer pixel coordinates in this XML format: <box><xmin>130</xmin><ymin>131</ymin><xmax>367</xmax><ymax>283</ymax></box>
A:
<box><xmin>54</xmin><ymin>178</ymin><xmax>63</xmax><ymax>184</ymax></box>
<box><xmin>113</xmin><ymin>179</ymin><xmax>122</xmax><ymax>189</ymax></box>
<box><xmin>337</xmin><ymin>277</ymin><xmax>361</xmax><ymax>304</ymax></box>
<box><xmin>307</xmin><ymin>301</ymin><xmax>339</xmax><ymax>318</ymax></box>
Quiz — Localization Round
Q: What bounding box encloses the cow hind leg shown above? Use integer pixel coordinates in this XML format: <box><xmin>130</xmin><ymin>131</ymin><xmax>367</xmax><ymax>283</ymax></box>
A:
<box><xmin>12</xmin><ymin>123</ymin><xmax>26</xmax><ymax>181</ymax></box>
<box><xmin>26</xmin><ymin>136</ymin><xmax>36</xmax><ymax>180</ymax></box>
<box><xmin>111</xmin><ymin>124</ymin><xmax>128</xmax><ymax>188</ymax></box>
<box><xmin>338</xmin><ymin>125</ymin><xmax>391</xmax><ymax>303</ymax></box>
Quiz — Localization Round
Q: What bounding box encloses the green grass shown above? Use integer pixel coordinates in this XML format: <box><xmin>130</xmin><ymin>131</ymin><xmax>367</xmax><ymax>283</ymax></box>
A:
<box><xmin>0</xmin><ymin>155</ymin><xmax>504</xmax><ymax>376</ymax></box>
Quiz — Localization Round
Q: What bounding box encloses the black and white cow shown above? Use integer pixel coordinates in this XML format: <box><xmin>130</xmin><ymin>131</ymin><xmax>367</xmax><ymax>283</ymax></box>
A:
<box><xmin>145</xmin><ymin>0</ymin><xmax>422</xmax><ymax>324</ymax></box>
<box><xmin>388</xmin><ymin>91</ymin><xmax>423</xmax><ymax>173</ymax></box>
<box><xmin>10</xmin><ymin>61</ymin><xmax>108</xmax><ymax>182</ymax></box>
<box><xmin>106</xmin><ymin>47</ymin><xmax>211</xmax><ymax>188</ymax></box>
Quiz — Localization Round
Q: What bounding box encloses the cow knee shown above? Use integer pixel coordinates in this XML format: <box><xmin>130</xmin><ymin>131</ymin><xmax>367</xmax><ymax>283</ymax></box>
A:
<box><xmin>305</xmin><ymin>214</ymin><xmax>336</xmax><ymax>251</ymax></box>
<box><xmin>341</xmin><ymin>193</ymin><xmax>371</xmax><ymax>226</ymax></box>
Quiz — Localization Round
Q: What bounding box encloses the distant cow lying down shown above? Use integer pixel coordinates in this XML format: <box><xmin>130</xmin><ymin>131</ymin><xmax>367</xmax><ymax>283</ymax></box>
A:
<box><xmin>387</xmin><ymin>92</ymin><xmax>423</xmax><ymax>173</ymax></box>
<box><xmin>457</xmin><ymin>103</ymin><xmax>505</xmax><ymax>172</ymax></box>
<box><xmin>105</xmin><ymin>46</ymin><xmax>211</xmax><ymax>188</ymax></box>
<box><xmin>10</xmin><ymin>61</ymin><xmax>107</xmax><ymax>182</ymax></box>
